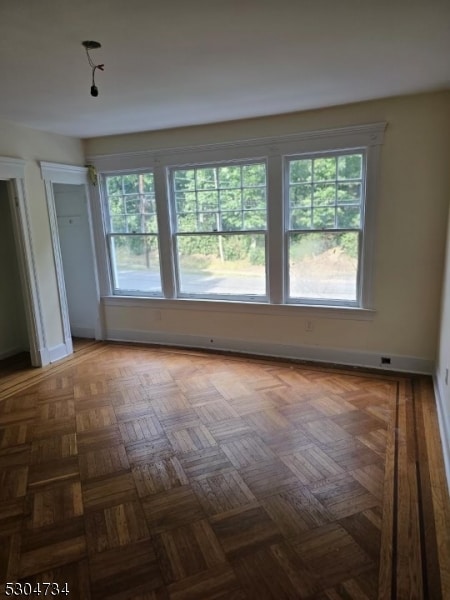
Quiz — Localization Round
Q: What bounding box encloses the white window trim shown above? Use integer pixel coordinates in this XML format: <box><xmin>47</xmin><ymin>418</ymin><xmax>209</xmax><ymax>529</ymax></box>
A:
<box><xmin>283</xmin><ymin>148</ymin><xmax>366</xmax><ymax>307</ymax></box>
<box><xmin>169</xmin><ymin>158</ymin><xmax>269</xmax><ymax>301</ymax></box>
<box><xmin>102</xmin><ymin>168</ymin><xmax>162</xmax><ymax>297</ymax></box>
<box><xmin>89</xmin><ymin>122</ymin><xmax>385</xmax><ymax>312</ymax></box>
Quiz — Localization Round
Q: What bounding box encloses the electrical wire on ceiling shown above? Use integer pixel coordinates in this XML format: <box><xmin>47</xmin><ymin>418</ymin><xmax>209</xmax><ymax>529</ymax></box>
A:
<box><xmin>82</xmin><ymin>41</ymin><xmax>104</xmax><ymax>97</ymax></box>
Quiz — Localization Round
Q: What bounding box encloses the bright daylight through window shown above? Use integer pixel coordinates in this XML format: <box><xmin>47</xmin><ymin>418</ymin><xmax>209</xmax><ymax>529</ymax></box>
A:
<box><xmin>287</xmin><ymin>152</ymin><xmax>363</xmax><ymax>303</ymax></box>
<box><xmin>105</xmin><ymin>172</ymin><xmax>161</xmax><ymax>293</ymax></box>
<box><xmin>100</xmin><ymin>124</ymin><xmax>382</xmax><ymax>308</ymax></box>
<box><xmin>172</xmin><ymin>162</ymin><xmax>267</xmax><ymax>297</ymax></box>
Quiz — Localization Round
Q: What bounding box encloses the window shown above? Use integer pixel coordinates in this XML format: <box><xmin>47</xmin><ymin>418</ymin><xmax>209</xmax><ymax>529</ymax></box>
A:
<box><xmin>104</xmin><ymin>172</ymin><xmax>162</xmax><ymax>294</ymax></box>
<box><xmin>287</xmin><ymin>152</ymin><xmax>364</xmax><ymax>304</ymax></box>
<box><xmin>96</xmin><ymin>123</ymin><xmax>384</xmax><ymax>309</ymax></box>
<box><xmin>172</xmin><ymin>162</ymin><xmax>267</xmax><ymax>298</ymax></box>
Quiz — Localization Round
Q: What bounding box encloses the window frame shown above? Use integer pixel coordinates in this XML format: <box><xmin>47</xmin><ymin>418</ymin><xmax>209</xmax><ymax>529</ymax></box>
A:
<box><xmin>103</xmin><ymin>169</ymin><xmax>164</xmax><ymax>297</ymax></box>
<box><xmin>283</xmin><ymin>149</ymin><xmax>367</xmax><ymax>307</ymax></box>
<box><xmin>168</xmin><ymin>158</ymin><xmax>269</xmax><ymax>302</ymax></box>
<box><xmin>90</xmin><ymin>122</ymin><xmax>385</xmax><ymax>312</ymax></box>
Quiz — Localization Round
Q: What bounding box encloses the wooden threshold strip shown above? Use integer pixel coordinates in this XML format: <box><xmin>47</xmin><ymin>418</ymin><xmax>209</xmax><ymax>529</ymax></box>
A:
<box><xmin>379</xmin><ymin>375</ymin><xmax>450</xmax><ymax>599</ymax></box>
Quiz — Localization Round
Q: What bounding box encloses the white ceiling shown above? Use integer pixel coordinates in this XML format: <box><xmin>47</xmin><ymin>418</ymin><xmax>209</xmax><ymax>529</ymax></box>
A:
<box><xmin>0</xmin><ymin>0</ymin><xmax>449</xmax><ymax>139</ymax></box>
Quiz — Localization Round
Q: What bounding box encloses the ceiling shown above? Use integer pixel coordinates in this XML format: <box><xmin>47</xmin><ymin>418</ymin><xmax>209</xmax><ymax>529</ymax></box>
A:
<box><xmin>1</xmin><ymin>0</ymin><xmax>449</xmax><ymax>139</ymax></box>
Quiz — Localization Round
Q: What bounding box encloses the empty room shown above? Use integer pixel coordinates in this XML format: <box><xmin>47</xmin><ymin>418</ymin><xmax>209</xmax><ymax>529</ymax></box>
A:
<box><xmin>0</xmin><ymin>1</ymin><xmax>449</xmax><ymax>598</ymax></box>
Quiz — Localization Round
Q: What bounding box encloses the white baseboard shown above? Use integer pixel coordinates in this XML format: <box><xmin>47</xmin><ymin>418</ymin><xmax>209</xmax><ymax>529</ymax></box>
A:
<box><xmin>71</xmin><ymin>326</ymin><xmax>96</xmax><ymax>339</ymax></box>
<box><xmin>433</xmin><ymin>376</ymin><xmax>450</xmax><ymax>494</ymax></box>
<box><xmin>105</xmin><ymin>328</ymin><xmax>434</xmax><ymax>374</ymax></box>
<box><xmin>48</xmin><ymin>342</ymin><xmax>71</xmax><ymax>363</ymax></box>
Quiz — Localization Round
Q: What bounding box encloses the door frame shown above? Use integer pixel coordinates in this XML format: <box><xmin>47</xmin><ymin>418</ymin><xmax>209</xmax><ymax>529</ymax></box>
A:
<box><xmin>0</xmin><ymin>157</ymin><xmax>46</xmax><ymax>366</ymax></box>
<box><xmin>40</xmin><ymin>162</ymin><xmax>103</xmax><ymax>352</ymax></box>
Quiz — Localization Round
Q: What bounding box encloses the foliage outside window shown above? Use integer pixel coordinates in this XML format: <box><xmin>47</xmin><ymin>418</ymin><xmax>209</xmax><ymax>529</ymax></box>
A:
<box><xmin>172</xmin><ymin>162</ymin><xmax>267</xmax><ymax>297</ymax></box>
<box><xmin>105</xmin><ymin>172</ymin><xmax>162</xmax><ymax>294</ymax></box>
<box><xmin>287</xmin><ymin>153</ymin><xmax>364</xmax><ymax>303</ymax></box>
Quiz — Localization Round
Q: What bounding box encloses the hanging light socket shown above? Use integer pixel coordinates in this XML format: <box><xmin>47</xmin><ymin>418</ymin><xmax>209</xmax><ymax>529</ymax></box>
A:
<box><xmin>82</xmin><ymin>41</ymin><xmax>104</xmax><ymax>97</ymax></box>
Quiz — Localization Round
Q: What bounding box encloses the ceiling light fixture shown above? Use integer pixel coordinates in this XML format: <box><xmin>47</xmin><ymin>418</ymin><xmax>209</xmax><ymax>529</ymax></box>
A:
<box><xmin>82</xmin><ymin>40</ymin><xmax>104</xmax><ymax>97</ymax></box>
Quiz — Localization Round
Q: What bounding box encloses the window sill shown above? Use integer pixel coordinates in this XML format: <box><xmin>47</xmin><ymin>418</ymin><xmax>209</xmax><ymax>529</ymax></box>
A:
<box><xmin>102</xmin><ymin>295</ymin><xmax>375</xmax><ymax>321</ymax></box>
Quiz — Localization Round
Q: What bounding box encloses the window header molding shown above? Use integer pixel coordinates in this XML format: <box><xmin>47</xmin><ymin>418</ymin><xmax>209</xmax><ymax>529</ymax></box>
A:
<box><xmin>87</xmin><ymin>122</ymin><xmax>387</xmax><ymax>173</ymax></box>
<box><xmin>40</xmin><ymin>162</ymin><xmax>88</xmax><ymax>184</ymax></box>
<box><xmin>0</xmin><ymin>156</ymin><xmax>26</xmax><ymax>180</ymax></box>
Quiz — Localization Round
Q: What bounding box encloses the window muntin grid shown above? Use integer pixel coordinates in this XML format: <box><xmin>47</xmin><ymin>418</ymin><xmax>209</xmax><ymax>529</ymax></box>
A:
<box><xmin>172</xmin><ymin>162</ymin><xmax>267</xmax><ymax>233</ymax></box>
<box><xmin>288</xmin><ymin>153</ymin><xmax>363</xmax><ymax>231</ymax></box>
<box><xmin>104</xmin><ymin>172</ymin><xmax>162</xmax><ymax>294</ymax></box>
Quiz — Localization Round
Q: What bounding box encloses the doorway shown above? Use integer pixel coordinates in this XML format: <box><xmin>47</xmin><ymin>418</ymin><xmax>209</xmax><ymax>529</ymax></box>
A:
<box><xmin>0</xmin><ymin>180</ymin><xmax>30</xmax><ymax>362</ymax></box>
<box><xmin>53</xmin><ymin>183</ymin><xmax>99</xmax><ymax>341</ymax></box>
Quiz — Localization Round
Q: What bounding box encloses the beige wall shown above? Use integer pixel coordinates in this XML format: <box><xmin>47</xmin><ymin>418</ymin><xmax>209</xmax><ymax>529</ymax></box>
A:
<box><xmin>85</xmin><ymin>91</ymin><xmax>450</xmax><ymax>369</ymax></box>
<box><xmin>0</xmin><ymin>118</ymin><xmax>84</xmax><ymax>350</ymax></box>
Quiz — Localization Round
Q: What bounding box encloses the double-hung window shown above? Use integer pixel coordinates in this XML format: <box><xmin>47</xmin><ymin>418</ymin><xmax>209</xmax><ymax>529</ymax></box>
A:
<box><xmin>286</xmin><ymin>152</ymin><xmax>364</xmax><ymax>305</ymax></box>
<box><xmin>104</xmin><ymin>172</ymin><xmax>162</xmax><ymax>295</ymax></box>
<box><xmin>171</xmin><ymin>161</ymin><xmax>267</xmax><ymax>299</ymax></box>
<box><xmin>98</xmin><ymin>123</ymin><xmax>383</xmax><ymax>309</ymax></box>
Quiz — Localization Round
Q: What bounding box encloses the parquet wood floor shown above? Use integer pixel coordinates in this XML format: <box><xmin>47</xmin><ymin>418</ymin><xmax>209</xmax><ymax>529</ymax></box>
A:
<box><xmin>0</xmin><ymin>343</ymin><xmax>449</xmax><ymax>599</ymax></box>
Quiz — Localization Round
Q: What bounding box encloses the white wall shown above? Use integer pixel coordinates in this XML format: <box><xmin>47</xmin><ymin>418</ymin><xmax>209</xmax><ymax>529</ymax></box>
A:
<box><xmin>0</xmin><ymin>181</ymin><xmax>28</xmax><ymax>357</ymax></box>
<box><xmin>0</xmin><ymin>118</ymin><xmax>84</xmax><ymax>356</ymax></box>
<box><xmin>84</xmin><ymin>91</ymin><xmax>450</xmax><ymax>373</ymax></box>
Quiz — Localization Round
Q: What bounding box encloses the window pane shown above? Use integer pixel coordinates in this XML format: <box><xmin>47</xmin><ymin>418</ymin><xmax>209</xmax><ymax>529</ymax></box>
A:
<box><xmin>338</xmin><ymin>154</ymin><xmax>362</xmax><ymax>180</ymax></box>
<box><xmin>312</xmin><ymin>183</ymin><xmax>335</xmax><ymax>206</ymax></box>
<box><xmin>127</xmin><ymin>215</ymin><xmax>141</xmax><ymax>232</ymax></box>
<box><xmin>198</xmin><ymin>190</ymin><xmax>219</xmax><ymax>211</ymax></box>
<box><xmin>196</xmin><ymin>168</ymin><xmax>216</xmax><ymax>190</ymax></box>
<box><xmin>177</xmin><ymin>234</ymin><xmax>266</xmax><ymax>296</ymax></box>
<box><xmin>290</xmin><ymin>160</ymin><xmax>312</xmax><ymax>183</ymax></box>
<box><xmin>218</xmin><ymin>166</ymin><xmax>241</xmax><ymax>188</ymax></box>
<box><xmin>222</xmin><ymin>212</ymin><xmax>243</xmax><ymax>231</ymax></box>
<box><xmin>337</xmin><ymin>182</ymin><xmax>361</xmax><ymax>204</ymax></box>
<box><xmin>174</xmin><ymin>169</ymin><xmax>195</xmax><ymax>191</ymax></box>
<box><xmin>313</xmin><ymin>207</ymin><xmax>335</xmax><ymax>229</ymax></box>
<box><xmin>178</xmin><ymin>213</ymin><xmax>197</xmax><ymax>232</ymax></box>
<box><xmin>198</xmin><ymin>213</ymin><xmax>218</xmax><ymax>231</ymax></box>
<box><xmin>176</xmin><ymin>192</ymin><xmax>196</xmax><ymax>213</ymax></box>
<box><xmin>125</xmin><ymin>196</ymin><xmax>140</xmax><ymax>214</ymax></box>
<box><xmin>142</xmin><ymin>174</ymin><xmax>154</xmax><ymax>193</ymax></box>
<box><xmin>220</xmin><ymin>189</ymin><xmax>242</xmax><ymax>211</ymax></box>
<box><xmin>111</xmin><ymin>215</ymin><xmax>126</xmax><ymax>232</ymax></box>
<box><xmin>243</xmin><ymin>210</ymin><xmax>266</xmax><ymax>230</ymax></box>
<box><xmin>111</xmin><ymin>235</ymin><xmax>161</xmax><ymax>293</ymax></box>
<box><xmin>290</xmin><ymin>208</ymin><xmax>312</xmax><ymax>230</ymax></box>
<box><xmin>123</xmin><ymin>174</ymin><xmax>139</xmax><ymax>194</ymax></box>
<box><xmin>242</xmin><ymin>163</ymin><xmax>266</xmax><ymax>187</ymax></box>
<box><xmin>107</xmin><ymin>176</ymin><xmax>122</xmax><ymax>196</ymax></box>
<box><xmin>289</xmin><ymin>232</ymin><xmax>359</xmax><ymax>301</ymax></box>
<box><xmin>243</xmin><ymin>188</ymin><xmax>266</xmax><ymax>209</ymax></box>
<box><xmin>313</xmin><ymin>157</ymin><xmax>336</xmax><ymax>181</ymax></box>
<box><xmin>290</xmin><ymin>184</ymin><xmax>312</xmax><ymax>208</ymax></box>
<box><xmin>337</xmin><ymin>207</ymin><xmax>361</xmax><ymax>228</ymax></box>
